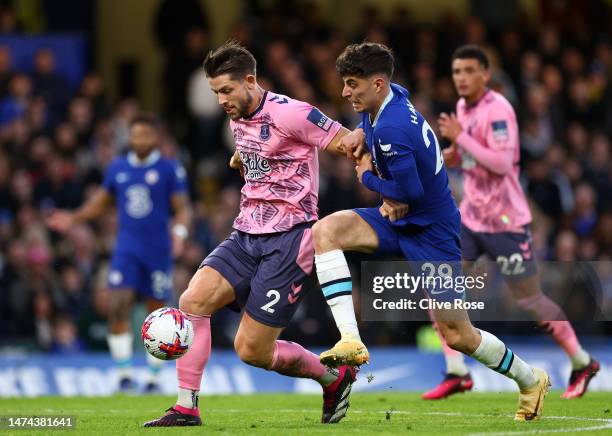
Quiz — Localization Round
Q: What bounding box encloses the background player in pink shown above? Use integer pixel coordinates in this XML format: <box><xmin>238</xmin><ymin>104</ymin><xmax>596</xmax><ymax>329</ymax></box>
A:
<box><xmin>423</xmin><ymin>45</ymin><xmax>599</xmax><ymax>400</ymax></box>
<box><xmin>145</xmin><ymin>41</ymin><xmax>362</xmax><ymax>427</ymax></box>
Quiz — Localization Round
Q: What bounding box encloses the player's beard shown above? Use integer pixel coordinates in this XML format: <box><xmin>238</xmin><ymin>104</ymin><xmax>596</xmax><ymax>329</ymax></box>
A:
<box><xmin>230</xmin><ymin>91</ymin><xmax>254</xmax><ymax>120</ymax></box>
<box><xmin>241</xmin><ymin>91</ymin><xmax>254</xmax><ymax>117</ymax></box>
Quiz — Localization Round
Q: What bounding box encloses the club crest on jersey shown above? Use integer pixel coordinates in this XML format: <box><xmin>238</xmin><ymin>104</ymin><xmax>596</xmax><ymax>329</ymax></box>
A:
<box><xmin>260</xmin><ymin>122</ymin><xmax>271</xmax><ymax>140</ymax></box>
<box><xmin>239</xmin><ymin>150</ymin><xmax>271</xmax><ymax>180</ymax></box>
<box><xmin>145</xmin><ymin>169</ymin><xmax>159</xmax><ymax>185</ymax></box>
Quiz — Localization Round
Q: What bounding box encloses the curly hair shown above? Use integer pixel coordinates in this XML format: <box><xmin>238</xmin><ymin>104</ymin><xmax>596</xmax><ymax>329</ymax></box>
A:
<box><xmin>336</xmin><ymin>42</ymin><xmax>394</xmax><ymax>79</ymax></box>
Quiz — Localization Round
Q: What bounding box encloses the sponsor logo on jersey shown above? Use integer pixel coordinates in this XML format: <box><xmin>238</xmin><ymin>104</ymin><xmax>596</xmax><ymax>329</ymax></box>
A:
<box><xmin>378</xmin><ymin>139</ymin><xmax>397</xmax><ymax>157</ymax></box>
<box><xmin>125</xmin><ymin>184</ymin><xmax>153</xmax><ymax>218</ymax></box>
<box><xmin>109</xmin><ymin>270</ymin><xmax>123</xmax><ymax>285</ymax></box>
<box><xmin>306</xmin><ymin>107</ymin><xmax>333</xmax><ymax>132</ymax></box>
<box><xmin>379</xmin><ymin>142</ymin><xmax>392</xmax><ymax>152</ymax></box>
<box><xmin>239</xmin><ymin>151</ymin><xmax>271</xmax><ymax>180</ymax></box>
<box><xmin>492</xmin><ymin>120</ymin><xmax>509</xmax><ymax>142</ymax></box>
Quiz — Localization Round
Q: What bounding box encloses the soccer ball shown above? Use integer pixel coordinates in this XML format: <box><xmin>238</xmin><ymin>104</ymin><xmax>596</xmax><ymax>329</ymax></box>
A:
<box><xmin>141</xmin><ymin>307</ymin><xmax>194</xmax><ymax>360</ymax></box>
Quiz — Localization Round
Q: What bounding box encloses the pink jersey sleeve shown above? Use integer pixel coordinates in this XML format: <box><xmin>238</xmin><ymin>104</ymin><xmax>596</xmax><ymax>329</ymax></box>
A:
<box><xmin>456</xmin><ymin>97</ymin><xmax>518</xmax><ymax>175</ymax></box>
<box><xmin>456</xmin><ymin>132</ymin><xmax>514</xmax><ymax>175</ymax></box>
<box><xmin>481</xmin><ymin>99</ymin><xmax>517</xmax><ymax>151</ymax></box>
<box><xmin>275</xmin><ymin>100</ymin><xmax>342</xmax><ymax>149</ymax></box>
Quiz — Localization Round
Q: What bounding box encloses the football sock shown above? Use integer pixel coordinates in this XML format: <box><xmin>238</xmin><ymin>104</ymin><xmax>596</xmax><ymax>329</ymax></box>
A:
<box><xmin>517</xmin><ymin>294</ymin><xmax>590</xmax><ymax>369</ymax></box>
<box><xmin>107</xmin><ymin>332</ymin><xmax>133</xmax><ymax>380</ymax></box>
<box><xmin>433</xmin><ymin>321</ymin><xmax>469</xmax><ymax>376</ymax></box>
<box><xmin>540</xmin><ymin>321</ymin><xmax>590</xmax><ymax>369</ymax></box>
<box><xmin>145</xmin><ymin>352</ymin><xmax>164</xmax><ymax>384</ymax></box>
<box><xmin>269</xmin><ymin>340</ymin><xmax>338</xmax><ymax>386</ymax></box>
<box><xmin>315</xmin><ymin>249</ymin><xmax>361</xmax><ymax>340</ymax></box>
<box><xmin>445</xmin><ymin>347</ymin><xmax>469</xmax><ymax>376</ymax></box>
<box><xmin>471</xmin><ymin>329</ymin><xmax>537</xmax><ymax>389</ymax></box>
<box><xmin>176</xmin><ymin>388</ymin><xmax>199</xmax><ymax>413</ymax></box>
<box><xmin>176</xmin><ymin>314</ymin><xmax>211</xmax><ymax>410</ymax></box>
<box><xmin>516</xmin><ymin>292</ymin><xmax>565</xmax><ymax>320</ymax></box>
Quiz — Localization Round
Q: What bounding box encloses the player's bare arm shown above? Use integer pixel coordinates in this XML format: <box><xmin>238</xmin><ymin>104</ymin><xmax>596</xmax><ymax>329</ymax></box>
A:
<box><xmin>354</xmin><ymin>152</ymin><xmax>373</xmax><ymax>183</ymax></box>
<box><xmin>338</xmin><ymin>127</ymin><xmax>366</xmax><ymax>160</ymax></box>
<box><xmin>229</xmin><ymin>149</ymin><xmax>241</xmax><ymax>169</ymax></box>
<box><xmin>171</xmin><ymin>193</ymin><xmax>192</xmax><ymax>257</ymax></box>
<box><xmin>46</xmin><ymin>187</ymin><xmax>114</xmax><ymax>233</ymax></box>
<box><xmin>438</xmin><ymin>112</ymin><xmax>462</xmax><ymax>142</ymax></box>
<box><xmin>229</xmin><ymin>149</ymin><xmax>244</xmax><ymax>177</ymax></box>
<box><xmin>323</xmin><ymin>126</ymin><xmax>350</xmax><ymax>156</ymax></box>
<box><xmin>443</xmin><ymin>142</ymin><xmax>461</xmax><ymax>168</ymax></box>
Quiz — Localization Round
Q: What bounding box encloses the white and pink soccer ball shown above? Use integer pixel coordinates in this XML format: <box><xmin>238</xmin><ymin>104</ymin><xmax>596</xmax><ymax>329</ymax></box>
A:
<box><xmin>141</xmin><ymin>307</ymin><xmax>194</xmax><ymax>360</ymax></box>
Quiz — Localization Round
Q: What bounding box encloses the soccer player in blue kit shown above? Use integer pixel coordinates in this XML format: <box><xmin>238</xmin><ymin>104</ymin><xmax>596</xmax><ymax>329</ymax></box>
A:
<box><xmin>48</xmin><ymin>114</ymin><xmax>192</xmax><ymax>393</ymax></box>
<box><xmin>312</xmin><ymin>43</ymin><xmax>551</xmax><ymax>421</ymax></box>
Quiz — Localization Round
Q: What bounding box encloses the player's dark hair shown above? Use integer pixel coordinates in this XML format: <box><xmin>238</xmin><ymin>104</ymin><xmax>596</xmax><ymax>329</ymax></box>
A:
<box><xmin>130</xmin><ymin>113</ymin><xmax>161</xmax><ymax>130</ymax></box>
<box><xmin>336</xmin><ymin>42</ymin><xmax>394</xmax><ymax>79</ymax></box>
<box><xmin>452</xmin><ymin>45</ymin><xmax>490</xmax><ymax>69</ymax></box>
<box><xmin>203</xmin><ymin>40</ymin><xmax>256</xmax><ymax>79</ymax></box>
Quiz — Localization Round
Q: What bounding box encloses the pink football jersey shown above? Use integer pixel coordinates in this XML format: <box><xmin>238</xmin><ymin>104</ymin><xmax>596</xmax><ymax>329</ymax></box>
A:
<box><xmin>230</xmin><ymin>91</ymin><xmax>341</xmax><ymax>234</ymax></box>
<box><xmin>456</xmin><ymin>89</ymin><xmax>532</xmax><ymax>233</ymax></box>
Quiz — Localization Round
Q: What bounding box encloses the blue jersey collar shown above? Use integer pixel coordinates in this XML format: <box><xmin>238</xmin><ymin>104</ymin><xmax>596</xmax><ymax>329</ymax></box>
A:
<box><xmin>371</xmin><ymin>87</ymin><xmax>394</xmax><ymax>127</ymax></box>
<box><xmin>127</xmin><ymin>150</ymin><xmax>161</xmax><ymax>167</ymax></box>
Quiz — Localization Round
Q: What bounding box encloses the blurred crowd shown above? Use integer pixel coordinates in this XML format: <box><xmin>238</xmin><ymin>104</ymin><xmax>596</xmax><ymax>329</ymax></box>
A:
<box><xmin>0</xmin><ymin>0</ymin><xmax>611</xmax><ymax>352</ymax></box>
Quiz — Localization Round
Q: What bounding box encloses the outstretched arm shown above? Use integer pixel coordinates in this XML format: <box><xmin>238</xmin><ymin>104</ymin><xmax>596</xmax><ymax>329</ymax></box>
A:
<box><xmin>46</xmin><ymin>188</ymin><xmax>114</xmax><ymax>233</ymax></box>
<box><xmin>325</xmin><ymin>127</ymin><xmax>367</xmax><ymax>161</ymax></box>
<box><xmin>171</xmin><ymin>192</ymin><xmax>192</xmax><ymax>257</ymax></box>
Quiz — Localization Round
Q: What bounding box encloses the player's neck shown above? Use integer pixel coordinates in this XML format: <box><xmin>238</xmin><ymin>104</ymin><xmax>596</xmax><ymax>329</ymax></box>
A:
<box><xmin>128</xmin><ymin>149</ymin><xmax>160</xmax><ymax>167</ymax></box>
<box><xmin>369</xmin><ymin>86</ymin><xmax>393</xmax><ymax>125</ymax></box>
<box><xmin>465</xmin><ymin>87</ymin><xmax>488</xmax><ymax>106</ymax></box>
<box><xmin>244</xmin><ymin>86</ymin><xmax>266</xmax><ymax>117</ymax></box>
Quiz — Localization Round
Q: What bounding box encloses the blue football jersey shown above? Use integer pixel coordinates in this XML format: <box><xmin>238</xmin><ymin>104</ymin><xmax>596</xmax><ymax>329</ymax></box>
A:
<box><xmin>102</xmin><ymin>150</ymin><xmax>188</xmax><ymax>256</ymax></box>
<box><xmin>361</xmin><ymin>83</ymin><xmax>458</xmax><ymax>226</ymax></box>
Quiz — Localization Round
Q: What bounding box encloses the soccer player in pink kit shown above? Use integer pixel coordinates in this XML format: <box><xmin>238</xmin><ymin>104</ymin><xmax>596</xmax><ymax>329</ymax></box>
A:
<box><xmin>422</xmin><ymin>45</ymin><xmax>599</xmax><ymax>400</ymax></box>
<box><xmin>144</xmin><ymin>41</ymin><xmax>358</xmax><ymax>427</ymax></box>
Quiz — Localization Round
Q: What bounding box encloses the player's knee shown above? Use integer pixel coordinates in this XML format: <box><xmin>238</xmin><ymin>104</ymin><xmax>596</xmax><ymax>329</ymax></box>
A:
<box><xmin>179</xmin><ymin>289</ymin><xmax>211</xmax><ymax>316</ymax></box>
<box><xmin>234</xmin><ymin>336</ymin><xmax>273</xmax><ymax>368</ymax></box>
<box><xmin>179</xmin><ymin>268</ymin><xmax>227</xmax><ymax>315</ymax></box>
<box><xmin>312</xmin><ymin>216</ymin><xmax>341</xmax><ymax>251</ymax></box>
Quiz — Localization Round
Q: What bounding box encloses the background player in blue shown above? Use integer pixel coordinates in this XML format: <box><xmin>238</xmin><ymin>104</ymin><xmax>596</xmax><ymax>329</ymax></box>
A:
<box><xmin>47</xmin><ymin>114</ymin><xmax>192</xmax><ymax>393</ymax></box>
<box><xmin>312</xmin><ymin>42</ymin><xmax>550</xmax><ymax>421</ymax></box>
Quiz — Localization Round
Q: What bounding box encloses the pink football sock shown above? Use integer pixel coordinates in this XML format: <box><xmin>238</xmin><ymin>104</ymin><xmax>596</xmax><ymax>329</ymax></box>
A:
<box><xmin>539</xmin><ymin>320</ymin><xmax>580</xmax><ymax>356</ymax></box>
<box><xmin>517</xmin><ymin>293</ymin><xmax>588</xmax><ymax>362</ymax></box>
<box><xmin>176</xmin><ymin>314</ymin><xmax>212</xmax><ymax>392</ymax></box>
<box><xmin>269</xmin><ymin>340</ymin><xmax>328</xmax><ymax>381</ymax></box>
<box><xmin>516</xmin><ymin>292</ymin><xmax>566</xmax><ymax>321</ymax></box>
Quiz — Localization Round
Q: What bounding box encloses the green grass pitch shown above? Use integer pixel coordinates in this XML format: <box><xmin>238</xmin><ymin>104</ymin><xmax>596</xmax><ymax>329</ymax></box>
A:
<box><xmin>1</xmin><ymin>392</ymin><xmax>611</xmax><ymax>435</ymax></box>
